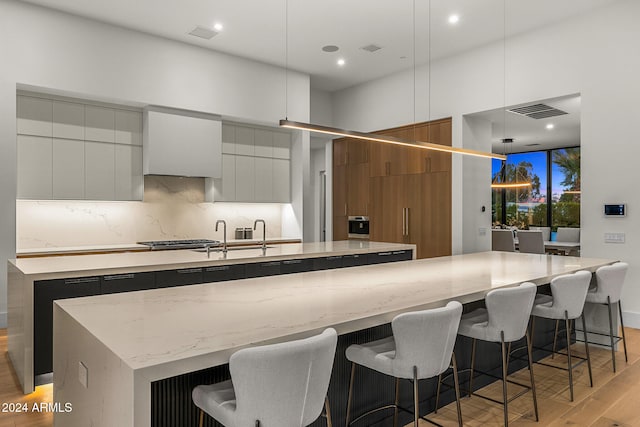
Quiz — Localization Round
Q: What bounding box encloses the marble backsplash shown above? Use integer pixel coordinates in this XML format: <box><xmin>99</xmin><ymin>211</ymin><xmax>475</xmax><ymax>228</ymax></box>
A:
<box><xmin>17</xmin><ymin>176</ymin><xmax>292</xmax><ymax>249</ymax></box>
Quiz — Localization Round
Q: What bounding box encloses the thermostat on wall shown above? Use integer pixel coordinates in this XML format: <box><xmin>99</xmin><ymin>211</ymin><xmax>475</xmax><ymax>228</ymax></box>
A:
<box><xmin>604</xmin><ymin>204</ymin><xmax>625</xmax><ymax>216</ymax></box>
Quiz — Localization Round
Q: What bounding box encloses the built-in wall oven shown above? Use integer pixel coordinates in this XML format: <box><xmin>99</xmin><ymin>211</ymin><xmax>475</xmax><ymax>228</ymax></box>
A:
<box><xmin>348</xmin><ymin>216</ymin><xmax>370</xmax><ymax>239</ymax></box>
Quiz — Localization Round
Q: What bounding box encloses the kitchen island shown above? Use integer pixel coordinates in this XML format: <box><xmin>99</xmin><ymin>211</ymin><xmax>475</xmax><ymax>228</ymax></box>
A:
<box><xmin>8</xmin><ymin>240</ymin><xmax>414</xmax><ymax>393</ymax></box>
<box><xmin>51</xmin><ymin>251</ymin><xmax>615</xmax><ymax>427</ymax></box>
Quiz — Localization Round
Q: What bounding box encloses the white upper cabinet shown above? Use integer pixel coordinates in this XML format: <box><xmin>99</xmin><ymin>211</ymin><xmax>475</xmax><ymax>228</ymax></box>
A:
<box><xmin>221</xmin><ymin>123</ymin><xmax>236</xmax><ymax>154</ymax></box>
<box><xmin>17</xmin><ymin>96</ymin><xmax>52</xmax><ymax>137</ymax></box>
<box><xmin>254</xmin><ymin>129</ymin><xmax>273</xmax><ymax>158</ymax></box>
<box><xmin>52</xmin><ymin>101</ymin><xmax>84</xmax><ymax>140</ymax></box>
<box><xmin>115</xmin><ymin>110</ymin><xmax>142</xmax><ymax>145</ymax></box>
<box><xmin>143</xmin><ymin>107</ymin><xmax>222</xmax><ymax>178</ymax></box>
<box><xmin>235</xmin><ymin>126</ymin><xmax>254</xmax><ymax>156</ymax></box>
<box><xmin>273</xmin><ymin>131</ymin><xmax>291</xmax><ymax>159</ymax></box>
<box><xmin>85</xmin><ymin>105</ymin><xmax>116</xmax><ymax>143</ymax></box>
<box><xmin>53</xmin><ymin>139</ymin><xmax>85</xmax><ymax>199</ymax></box>
<box><xmin>17</xmin><ymin>135</ymin><xmax>53</xmax><ymax>199</ymax></box>
<box><xmin>85</xmin><ymin>142</ymin><xmax>115</xmax><ymax>200</ymax></box>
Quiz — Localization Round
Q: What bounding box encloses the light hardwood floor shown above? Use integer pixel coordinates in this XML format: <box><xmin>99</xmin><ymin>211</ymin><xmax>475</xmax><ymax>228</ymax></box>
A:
<box><xmin>0</xmin><ymin>328</ymin><xmax>639</xmax><ymax>427</ymax></box>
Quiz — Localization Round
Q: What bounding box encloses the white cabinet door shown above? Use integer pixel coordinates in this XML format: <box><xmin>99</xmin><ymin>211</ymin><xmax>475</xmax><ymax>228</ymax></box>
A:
<box><xmin>17</xmin><ymin>135</ymin><xmax>52</xmax><ymax>199</ymax></box>
<box><xmin>272</xmin><ymin>158</ymin><xmax>290</xmax><ymax>202</ymax></box>
<box><xmin>86</xmin><ymin>105</ymin><xmax>116</xmax><ymax>142</ymax></box>
<box><xmin>235</xmin><ymin>126</ymin><xmax>254</xmax><ymax>156</ymax></box>
<box><xmin>221</xmin><ymin>123</ymin><xmax>236</xmax><ymax>154</ymax></box>
<box><xmin>115</xmin><ymin>110</ymin><xmax>142</xmax><ymax>145</ymax></box>
<box><xmin>254</xmin><ymin>129</ymin><xmax>273</xmax><ymax>158</ymax></box>
<box><xmin>220</xmin><ymin>154</ymin><xmax>236</xmax><ymax>201</ymax></box>
<box><xmin>115</xmin><ymin>145</ymin><xmax>143</xmax><ymax>200</ymax></box>
<box><xmin>53</xmin><ymin>139</ymin><xmax>84</xmax><ymax>199</ymax></box>
<box><xmin>85</xmin><ymin>142</ymin><xmax>115</xmax><ymax>200</ymax></box>
<box><xmin>52</xmin><ymin>101</ymin><xmax>84</xmax><ymax>140</ymax></box>
<box><xmin>272</xmin><ymin>131</ymin><xmax>291</xmax><ymax>159</ymax></box>
<box><xmin>235</xmin><ymin>156</ymin><xmax>255</xmax><ymax>201</ymax></box>
<box><xmin>17</xmin><ymin>96</ymin><xmax>52</xmax><ymax>137</ymax></box>
<box><xmin>254</xmin><ymin>157</ymin><xmax>273</xmax><ymax>202</ymax></box>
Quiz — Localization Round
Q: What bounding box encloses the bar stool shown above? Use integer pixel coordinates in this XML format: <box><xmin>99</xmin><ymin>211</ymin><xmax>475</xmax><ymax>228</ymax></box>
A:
<box><xmin>530</xmin><ymin>270</ymin><xmax>593</xmax><ymax>402</ymax></box>
<box><xmin>456</xmin><ymin>282</ymin><xmax>538</xmax><ymax>427</ymax></box>
<box><xmin>584</xmin><ymin>262</ymin><xmax>629</xmax><ymax>372</ymax></box>
<box><xmin>192</xmin><ymin>328</ymin><xmax>337</xmax><ymax>427</ymax></box>
<box><xmin>345</xmin><ymin>301</ymin><xmax>463</xmax><ymax>427</ymax></box>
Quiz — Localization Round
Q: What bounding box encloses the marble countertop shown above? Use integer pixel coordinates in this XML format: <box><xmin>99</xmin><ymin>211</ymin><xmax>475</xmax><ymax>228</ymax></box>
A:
<box><xmin>9</xmin><ymin>240</ymin><xmax>414</xmax><ymax>278</ymax></box>
<box><xmin>55</xmin><ymin>251</ymin><xmax>614</xmax><ymax>372</ymax></box>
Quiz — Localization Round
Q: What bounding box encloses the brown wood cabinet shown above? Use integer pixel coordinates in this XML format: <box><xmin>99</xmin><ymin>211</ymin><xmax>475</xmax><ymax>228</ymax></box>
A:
<box><xmin>333</xmin><ymin>118</ymin><xmax>452</xmax><ymax>259</ymax></box>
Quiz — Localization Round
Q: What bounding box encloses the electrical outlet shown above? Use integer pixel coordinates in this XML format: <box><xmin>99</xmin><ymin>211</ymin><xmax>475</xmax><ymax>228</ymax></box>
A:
<box><xmin>604</xmin><ymin>233</ymin><xmax>625</xmax><ymax>243</ymax></box>
<box><xmin>78</xmin><ymin>361</ymin><xmax>88</xmax><ymax>388</ymax></box>
<box><xmin>479</xmin><ymin>227</ymin><xmax>487</xmax><ymax>236</ymax></box>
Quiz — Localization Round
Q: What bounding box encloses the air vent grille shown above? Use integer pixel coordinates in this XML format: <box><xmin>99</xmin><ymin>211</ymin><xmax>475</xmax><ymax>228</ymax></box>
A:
<box><xmin>188</xmin><ymin>26</ymin><xmax>218</xmax><ymax>40</ymax></box>
<box><xmin>509</xmin><ymin>103</ymin><xmax>568</xmax><ymax>119</ymax></box>
<box><xmin>361</xmin><ymin>44</ymin><xmax>382</xmax><ymax>53</ymax></box>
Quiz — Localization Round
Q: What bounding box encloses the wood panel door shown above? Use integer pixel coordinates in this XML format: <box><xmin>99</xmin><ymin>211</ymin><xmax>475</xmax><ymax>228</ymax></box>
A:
<box><xmin>418</xmin><ymin>171</ymin><xmax>452</xmax><ymax>258</ymax></box>
<box><xmin>347</xmin><ymin>162</ymin><xmax>369</xmax><ymax>216</ymax></box>
<box><xmin>369</xmin><ymin>175</ymin><xmax>404</xmax><ymax>243</ymax></box>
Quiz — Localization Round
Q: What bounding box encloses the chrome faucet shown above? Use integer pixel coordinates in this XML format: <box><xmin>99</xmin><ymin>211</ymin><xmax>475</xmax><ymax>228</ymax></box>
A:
<box><xmin>215</xmin><ymin>220</ymin><xmax>228</xmax><ymax>254</ymax></box>
<box><xmin>253</xmin><ymin>219</ymin><xmax>266</xmax><ymax>250</ymax></box>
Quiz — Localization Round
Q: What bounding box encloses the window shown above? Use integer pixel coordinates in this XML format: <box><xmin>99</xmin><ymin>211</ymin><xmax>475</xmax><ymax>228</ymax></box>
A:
<box><xmin>492</xmin><ymin>147</ymin><xmax>579</xmax><ymax>234</ymax></box>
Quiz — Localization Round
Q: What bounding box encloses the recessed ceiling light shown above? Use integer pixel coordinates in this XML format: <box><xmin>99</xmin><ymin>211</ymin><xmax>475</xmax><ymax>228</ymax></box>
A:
<box><xmin>546</xmin><ymin>123</ymin><xmax>555</xmax><ymax>130</ymax></box>
<box><xmin>322</xmin><ymin>45</ymin><xmax>339</xmax><ymax>52</ymax></box>
<box><xmin>337</xmin><ymin>58</ymin><xmax>346</xmax><ymax>67</ymax></box>
<box><xmin>213</xmin><ymin>23</ymin><xmax>223</xmax><ymax>32</ymax></box>
<box><xmin>448</xmin><ymin>14</ymin><xmax>460</xmax><ymax>24</ymax></box>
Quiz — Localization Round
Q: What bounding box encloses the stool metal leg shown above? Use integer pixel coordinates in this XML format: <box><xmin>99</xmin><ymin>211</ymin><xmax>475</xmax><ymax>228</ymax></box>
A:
<box><xmin>526</xmin><ymin>331</ymin><xmax>539</xmax><ymax>421</ymax></box>
<box><xmin>324</xmin><ymin>396</ymin><xmax>332</xmax><ymax>427</ymax></box>
<box><xmin>451</xmin><ymin>352</ymin><xmax>463</xmax><ymax>427</ymax></box>
<box><xmin>393</xmin><ymin>377</ymin><xmax>400</xmax><ymax>427</ymax></box>
<box><xmin>413</xmin><ymin>366</ymin><xmax>419</xmax><ymax>427</ymax></box>
<box><xmin>581</xmin><ymin>312</ymin><xmax>593</xmax><ymax>387</ymax></box>
<box><xmin>552</xmin><ymin>319</ymin><xmax>559</xmax><ymax>359</ymax></box>
<box><xmin>469</xmin><ymin>338</ymin><xmax>477</xmax><ymax>397</ymax></box>
<box><xmin>198</xmin><ymin>409</ymin><xmax>204</xmax><ymax>427</ymax></box>
<box><xmin>345</xmin><ymin>362</ymin><xmax>356</xmax><ymax>426</ymax></box>
<box><xmin>565</xmin><ymin>311</ymin><xmax>574</xmax><ymax>402</ymax></box>
<box><xmin>607</xmin><ymin>296</ymin><xmax>617</xmax><ymax>372</ymax></box>
<box><xmin>500</xmin><ymin>331</ymin><xmax>509</xmax><ymax>427</ymax></box>
<box><xmin>619</xmin><ymin>300</ymin><xmax>629</xmax><ymax>362</ymax></box>
<box><xmin>435</xmin><ymin>373</ymin><xmax>442</xmax><ymax>414</ymax></box>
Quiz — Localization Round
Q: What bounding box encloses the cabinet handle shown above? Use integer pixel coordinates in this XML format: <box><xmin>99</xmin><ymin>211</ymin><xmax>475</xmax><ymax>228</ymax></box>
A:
<box><xmin>402</xmin><ymin>208</ymin><xmax>406</xmax><ymax>236</ymax></box>
<box><xmin>385</xmin><ymin>162</ymin><xmax>391</xmax><ymax>176</ymax></box>
<box><xmin>206</xmin><ymin>266</ymin><xmax>230</xmax><ymax>272</ymax></box>
<box><xmin>406</xmin><ymin>207</ymin><xmax>410</xmax><ymax>236</ymax></box>
<box><xmin>344</xmin><ymin>203</ymin><xmax>347</xmax><ymax>216</ymax></box>
<box><xmin>177</xmin><ymin>268</ymin><xmax>202</xmax><ymax>274</ymax></box>
<box><xmin>103</xmin><ymin>274</ymin><xmax>135</xmax><ymax>281</ymax></box>
<box><xmin>64</xmin><ymin>277</ymin><xmax>99</xmax><ymax>285</ymax></box>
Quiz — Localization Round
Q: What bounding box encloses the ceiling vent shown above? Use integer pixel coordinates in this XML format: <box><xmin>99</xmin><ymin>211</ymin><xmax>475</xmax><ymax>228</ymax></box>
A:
<box><xmin>361</xmin><ymin>44</ymin><xmax>382</xmax><ymax>53</ymax></box>
<box><xmin>188</xmin><ymin>26</ymin><xmax>218</xmax><ymax>40</ymax></box>
<box><xmin>508</xmin><ymin>103</ymin><xmax>568</xmax><ymax>119</ymax></box>
<box><xmin>525</xmin><ymin>143</ymin><xmax>541</xmax><ymax>147</ymax></box>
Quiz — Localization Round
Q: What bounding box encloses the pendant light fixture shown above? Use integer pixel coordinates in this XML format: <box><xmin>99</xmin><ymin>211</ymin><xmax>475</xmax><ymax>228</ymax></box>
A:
<box><xmin>278</xmin><ymin>1</ymin><xmax>506</xmax><ymax>161</ymax></box>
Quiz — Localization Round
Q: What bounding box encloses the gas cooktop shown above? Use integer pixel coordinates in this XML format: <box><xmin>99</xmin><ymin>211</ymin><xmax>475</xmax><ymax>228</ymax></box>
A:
<box><xmin>137</xmin><ymin>239</ymin><xmax>221</xmax><ymax>250</ymax></box>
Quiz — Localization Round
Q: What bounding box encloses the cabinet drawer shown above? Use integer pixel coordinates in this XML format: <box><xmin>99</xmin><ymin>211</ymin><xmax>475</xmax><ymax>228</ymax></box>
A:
<box><xmin>101</xmin><ymin>272</ymin><xmax>155</xmax><ymax>294</ymax></box>
<box><xmin>34</xmin><ymin>276</ymin><xmax>101</xmax><ymax>375</ymax></box>
<box><xmin>155</xmin><ymin>268</ymin><xmax>205</xmax><ymax>287</ymax></box>
<box><xmin>312</xmin><ymin>255</ymin><xmax>344</xmax><ymax>270</ymax></box>
<box><xmin>342</xmin><ymin>253</ymin><xmax>369</xmax><ymax>267</ymax></box>
<box><xmin>368</xmin><ymin>250</ymin><xmax>413</xmax><ymax>264</ymax></box>
<box><xmin>203</xmin><ymin>264</ymin><xmax>246</xmax><ymax>282</ymax></box>
<box><xmin>245</xmin><ymin>261</ymin><xmax>281</xmax><ymax>278</ymax></box>
<box><xmin>281</xmin><ymin>259</ymin><xmax>313</xmax><ymax>274</ymax></box>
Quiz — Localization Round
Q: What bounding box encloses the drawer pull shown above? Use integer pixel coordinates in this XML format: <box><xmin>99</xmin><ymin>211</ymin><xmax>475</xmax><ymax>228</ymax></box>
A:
<box><xmin>103</xmin><ymin>274</ymin><xmax>135</xmax><ymax>281</ymax></box>
<box><xmin>64</xmin><ymin>277</ymin><xmax>99</xmax><ymax>285</ymax></box>
<box><xmin>205</xmin><ymin>266</ymin><xmax>231</xmax><ymax>272</ymax></box>
<box><xmin>283</xmin><ymin>260</ymin><xmax>302</xmax><ymax>265</ymax></box>
<box><xmin>177</xmin><ymin>268</ymin><xmax>202</xmax><ymax>274</ymax></box>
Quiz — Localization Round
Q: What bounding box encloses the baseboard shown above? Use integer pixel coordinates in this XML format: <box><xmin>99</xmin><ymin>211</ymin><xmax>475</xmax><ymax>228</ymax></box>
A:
<box><xmin>0</xmin><ymin>311</ymin><xmax>6</xmax><ymax>329</ymax></box>
<box><xmin>622</xmin><ymin>309</ymin><xmax>640</xmax><ymax>329</ymax></box>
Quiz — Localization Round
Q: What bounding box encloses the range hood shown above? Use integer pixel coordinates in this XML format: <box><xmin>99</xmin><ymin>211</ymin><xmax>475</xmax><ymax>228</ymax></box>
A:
<box><xmin>143</xmin><ymin>106</ymin><xmax>222</xmax><ymax>178</ymax></box>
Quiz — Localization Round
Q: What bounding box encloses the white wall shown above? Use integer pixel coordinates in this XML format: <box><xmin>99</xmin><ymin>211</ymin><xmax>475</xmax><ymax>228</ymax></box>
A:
<box><xmin>0</xmin><ymin>0</ymin><xmax>310</xmax><ymax>327</ymax></box>
<box><xmin>331</xmin><ymin>0</ymin><xmax>640</xmax><ymax>325</ymax></box>
<box><xmin>310</xmin><ymin>89</ymin><xmax>333</xmax><ymax>126</ymax></box>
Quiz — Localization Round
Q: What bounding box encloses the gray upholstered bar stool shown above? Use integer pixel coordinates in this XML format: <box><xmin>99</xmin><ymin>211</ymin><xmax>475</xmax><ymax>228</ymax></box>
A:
<box><xmin>492</xmin><ymin>229</ymin><xmax>516</xmax><ymax>252</ymax></box>
<box><xmin>192</xmin><ymin>328</ymin><xmax>337</xmax><ymax>427</ymax></box>
<box><xmin>584</xmin><ymin>262</ymin><xmax>629</xmax><ymax>372</ymax></box>
<box><xmin>516</xmin><ymin>230</ymin><xmax>545</xmax><ymax>254</ymax></box>
<box><xmin>456</xmin><ymin>282</ymin><xmax>538</xmax><ymax>427</ymax></box>
<box><xmin>530</xmin><ymin>270</ymin><xmax>593</xmax><ymax>402</ymax></box>
<box><xmin>345</xmin><ymin>301</ymin><xmax>463</xmax><ymax>427</ymax></box>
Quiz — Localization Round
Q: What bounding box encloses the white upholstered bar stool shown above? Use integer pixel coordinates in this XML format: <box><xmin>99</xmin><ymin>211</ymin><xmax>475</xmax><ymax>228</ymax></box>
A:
<box><xmin>517</xmin><ymin>230</ymin><xmax>545</xmax><ymax>254</ymax></box>
<box><xmin>584</xmin><ymin>262</ymin><xmax>629</xmax><ymax>372</ymax></box>
<box><xmin>529</xmin><ymin>226</ymin><xmax>551</xmax><ymax>242</ymax></box>
<box><xmin>556</xmin><ymin>227</ymin><xmax>580</xmax><ymax>243</ymax></box>
<box><xmin>492</xmin><ymin>229</ymin><xmax>516</xmax><ymax>252</ymax></box>
<box><xmin>345</xmin><ymin>302</ymin><xmax>463</xmax><ymax>427</ymax></box>
<box><xmin>530</xmin><ymin>270</ymin><xmax>593</xmax><ymax>402</ymax></box>
<box><xmin>192</xmin><ymin>328</ymin><xmax>337</xmax><ymax>427</ymax></box>
<box><xmin>456</xmin><ymin>282</ymin><xmax>538</xmax><ymax>427</ymax></box>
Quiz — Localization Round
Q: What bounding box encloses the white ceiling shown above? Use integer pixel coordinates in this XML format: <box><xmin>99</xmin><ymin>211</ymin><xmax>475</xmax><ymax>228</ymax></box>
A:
<box><xmin>20</xmin><ymin>0</ymin><xmax>615</xmax><ymax>92</ymax></box>
<box><xmin>468</xmin><ymin>94</ymin><xmax>581</xmax><ymax>153</ymax></box>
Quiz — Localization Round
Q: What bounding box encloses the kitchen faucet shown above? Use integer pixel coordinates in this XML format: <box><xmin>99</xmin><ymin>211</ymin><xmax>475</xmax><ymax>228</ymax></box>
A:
<box><xmin>253</xmin><ymin>219</ymin><xmax>266</xmax><ymax>250</ymax></box>
<box><xmin>215</xmin><ymin>220</ymin><xmax>228</xmax><ymax>255</ymax></box>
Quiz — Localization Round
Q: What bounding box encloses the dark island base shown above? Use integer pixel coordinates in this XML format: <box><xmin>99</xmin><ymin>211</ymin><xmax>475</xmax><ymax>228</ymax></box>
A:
<box><xmin>151</xmin><ymin>295</ymin><xmax>565</xmax><ymax>427</ymax></box>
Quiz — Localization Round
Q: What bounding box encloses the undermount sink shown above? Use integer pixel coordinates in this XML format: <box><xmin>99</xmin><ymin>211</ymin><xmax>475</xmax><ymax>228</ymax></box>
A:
<box><xmin>191</xmin><ymin>245</ymin><xmax>275</xmax><ymax>253</ymax></box>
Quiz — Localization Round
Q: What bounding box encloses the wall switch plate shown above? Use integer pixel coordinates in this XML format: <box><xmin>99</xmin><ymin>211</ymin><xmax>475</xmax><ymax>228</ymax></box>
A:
<box><xmin>604</xmin><ymin>233</ymin><xmax>625</xmax><ymax>243</ymax></box>
<box><xmin>479</xmin><ymin>227</ymin><xmax>487</xmax><ymax>236</ymax></box>
<box><xmin>78</xmin><ymin>361</ymin><xmax>88</xmax><ymax>388</ymax></box>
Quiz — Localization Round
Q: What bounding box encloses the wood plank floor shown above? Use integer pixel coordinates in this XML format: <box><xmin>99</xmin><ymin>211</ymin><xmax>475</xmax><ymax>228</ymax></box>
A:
<box><xmin>0</xmin><ymin>328</ymin><xmax>639</xmax><ymax>426</ymax></box>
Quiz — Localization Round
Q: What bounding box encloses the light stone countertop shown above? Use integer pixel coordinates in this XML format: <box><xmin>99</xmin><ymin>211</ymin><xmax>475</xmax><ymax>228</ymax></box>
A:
<box><xmin>9</xmin><ymin>240</ymin><xmax>413</xmax><ymax>278</ymax></box>
<box><xmin>55</xmin><ymin>251</ymin><xmax>614</xmax><ymax>371</ymax></box>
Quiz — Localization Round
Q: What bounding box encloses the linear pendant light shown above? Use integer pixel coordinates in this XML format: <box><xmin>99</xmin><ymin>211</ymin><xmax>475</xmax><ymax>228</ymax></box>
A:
<box><xmin>280</xmin><ymin>120</ymin><xmax>506</xmax><ymax>160</ymax></box>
